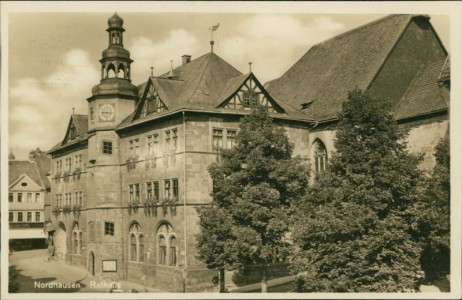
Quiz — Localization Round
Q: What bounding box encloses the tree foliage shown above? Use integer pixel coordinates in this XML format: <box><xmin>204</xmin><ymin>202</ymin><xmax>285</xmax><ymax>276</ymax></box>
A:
<box><xmin>411</xmin><ymin>137</ymin><xmax>450</xmax><ymax>280</ymax></box>
<box><xmin>196</xmin><ymin>106</ymin><xmax>309</xmax><ymax>290</ymax></box>
<box><xmin>292</xmin><ymin>89</ymin><xmax>425</xmax><ymax>292</ymax></box>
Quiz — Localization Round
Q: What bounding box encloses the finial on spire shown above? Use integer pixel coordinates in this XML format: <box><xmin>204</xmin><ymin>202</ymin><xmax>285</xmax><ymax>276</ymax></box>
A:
<box><xmin>249</xmin><ymin>62</ymin><xmax>252</xmax><ymax>73</ymax></box>
<box><xmin>72</xmin><ymin>107</ymin><xmax>75</xmax><ymax>115</ymax></box>
<box><xmin>151</xmin><ymin>66</ymin><xmax>154</xmax><ymax>77</ymax></box>
<box><xmin>209</xmin><ymin>23</ymin><xmax>220</xmax><ymax>53</ymax></box>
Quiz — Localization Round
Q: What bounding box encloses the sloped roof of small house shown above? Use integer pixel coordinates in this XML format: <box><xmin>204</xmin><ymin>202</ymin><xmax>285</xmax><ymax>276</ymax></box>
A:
<box><xmin>118</xmin><ymin>52</ymin><xmax>312</xmax><ymax>130</ymax></box>
<box><xmin>395</xmin><ymin>60</ymin><xmax>448</xmax><ymax>120</ymax></box>
<box><xmin>265</xmin><ymin>14</ymin><xmax>439</xmax><ymax>121</ymax></box>
<box><xmin>9</xmin><ymin>160</ymin><xmax>44</xmax><ymax>188</ymax></box>
<box><xmin>29</xmin><ymin>150</ymin><xmax>52</xmax><ymax>189</ymax></box>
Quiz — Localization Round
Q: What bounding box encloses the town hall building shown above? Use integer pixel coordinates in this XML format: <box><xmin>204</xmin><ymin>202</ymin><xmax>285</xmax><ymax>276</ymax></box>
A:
<box><xmin>46</xmin><ymin>13</ymin><xmax>449</xmax><ymax>292</ymax></box>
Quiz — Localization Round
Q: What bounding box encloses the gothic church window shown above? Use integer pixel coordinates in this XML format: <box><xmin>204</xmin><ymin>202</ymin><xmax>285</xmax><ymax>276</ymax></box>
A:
<box><xmin>88</xmin><ymin>222</ymin><xmax>95</xmax><ymax>242</ymax></box>
<box><xmin>313</xmin><ymin>139</ymin><xmax>328</xmax><ymax>176</ymax></box>
<box><xmin>157</xmin><ymin>223</ymin><xmax>177</xmax><ymax>266</ymax></box>
<box><xmin>72</xmin><ymin>223</ymin><xmax>81</xmax><ymax>254</ymax></box>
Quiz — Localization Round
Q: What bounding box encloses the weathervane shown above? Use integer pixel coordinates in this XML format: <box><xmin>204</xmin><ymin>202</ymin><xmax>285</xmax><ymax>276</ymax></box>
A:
<box><xmin>209</xmin><ymin>23</ymin><xmax>220</xmax><ymax>53</ymax></box>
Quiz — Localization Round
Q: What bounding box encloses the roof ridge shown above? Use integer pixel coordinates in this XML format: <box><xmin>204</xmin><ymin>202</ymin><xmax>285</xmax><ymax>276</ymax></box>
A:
<box><xmin>322</xmin><ymin>14</ymin><xmax>418</xmax><ymax>46</ymax></box>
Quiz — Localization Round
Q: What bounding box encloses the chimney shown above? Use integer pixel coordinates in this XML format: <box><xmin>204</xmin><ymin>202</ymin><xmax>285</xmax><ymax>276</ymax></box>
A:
<box><xmin>182</xmin><ymin>55</ymin><xmax>191</xmax><ymax>65</ymax></box>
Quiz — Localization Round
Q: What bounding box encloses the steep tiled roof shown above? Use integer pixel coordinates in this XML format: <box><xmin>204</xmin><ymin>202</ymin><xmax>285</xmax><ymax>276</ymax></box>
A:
<box><xmin>395</xmin><ymin>60</ymin><xmax>448</xmax><ymax>120</ymax></box>
<box><xmin>9</xmin><ymin>160</ymin><xmax>44</xmax><ymax>188</ymax></box>
<box><xmin>118</xmin><ymin>52</ymin><xmax>313</xmax><ymax>130</ymax></box>
<box><xmin>266</xmin><ymin>14</ymin><xmax>416</xmax><ymax>121</ymax></box>
<box><xmin>28</xmin><ymin>150</ymin><xmax>52</xmax><ymax>189</ymax></box>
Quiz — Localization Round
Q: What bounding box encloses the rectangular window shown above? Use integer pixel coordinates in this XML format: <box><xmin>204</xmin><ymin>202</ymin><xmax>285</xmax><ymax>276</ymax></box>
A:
<box><xmin>164</xmin><ymin>180</ymin><xmax>171</xmax><ymax>199</ymax></box>
<box><xmin>172</xmin><ymin>179</ymin><xmax>179</xmax><ymax>200</ymax></box>
<box><xmin>146</xmin><ymin>182</ymin><xmax>152</xmax><ymax>199</ymax></box>
<box><xmin>18</xmin><ymin>193</ymin><xmax>23</xmax><ymax>203</ymax></box>
<box><xmin>134</xmin><ymin>139</ymin><xmax>139</xmax><ymax>156</ymax></box>
<box><xmin>35</xmin><ymin>212</ymin><xmax>41</xmax><ymax>222</ymax></box>
<box><xmin>9</xmin><ymin>212</ymin><xmax>13</xmax><ymax>222</ymax></box>
<box><xmin>35</xmin><ymin>193</ymin><xmax>41</xmax><ymax>202</ymax></box>
<box><xmin>153</xmin><ymin>181</ymin><xmax>159</xmax><ymax>200</ymax></box>
<box><xmin>213</xmin><ymin>129</ymin><xmax>223</xmax><ymax>151</ymax></box>
<box><xmin>74</xmin><ymin>155</ymin><xmax>82</xmax><ymax>170</ymax></box>
<box><xmin>129</xmin><ymin>184</ymin><xmax>140</xmax><ymax>202</ymax></box>
<box><xmin>147</xmin><ymin>135</ymin><xmax>153</xmax><ymax>156</ymax></box>
<box><xmin>27</xmin><ymin>212</ymin><xmax>32</xmax><ymax>222</ymax></box>
<box><xmin>104</xmin><ymin>222</ymin><xmax>114</xmax><ymax>236</ymax></box>
<box><xmin>135</xmin><ymin>184</ymin><xmax>140</xmax><ymax>202</ymax></box>
<box><xmin>129</xmin><ymin>139</ymin><xmax>140</xmax><ymax>157</ymax></box>
<box><xmin>18</xmin><ymin>212</ymin><xmax>23</xmax><ymax>222</ymax></box>
<box><xmin>90</xmin><ymin>107</ymin><xmax>94</xmax><ymax>121</ymax></box>
<box><xmin>165</xmin><ymin>130</ymin><xmax>171</xmax><ymax>148</ymax></box>
<box><xmin>153</xmin><ymin>134</ymin><xmax>158</xmax><ymax>156</ymax></box>
<box><xmin>102</xmin><ymin>141</ymin><xmax>113</xmax><ymax>154</ymax></box>
<box><xmin>9</xmin><ymin>193</ymin><xmax>13</xmax><ymax>203</ymax></box>
<box><xmin>243</xmin><ymin>91</ymin><xmax>257</xmax><ymax>108</ymax></box>
<box><xmin>227</xmin><ymin>130</ymin><xmax>237</xmax><ymax>149</ymax></box>
<box><xmin>172</xmin><ymin>129</ymin><xmax>178</xmax><ymax>150</ymax></box>
<box><xmin>27</xmin><ymin>193</ymin><xmax>32</xmax><ymax>203</ymax></box>
<box><xmin>129</xmin><ymin>184</ymin><xmax>134</xmax><ymax>202</ymax></box>
<box><xmin>79</xmin><ymin>191</ymin><xmax>83</xmax><ymax>206</ymax></box>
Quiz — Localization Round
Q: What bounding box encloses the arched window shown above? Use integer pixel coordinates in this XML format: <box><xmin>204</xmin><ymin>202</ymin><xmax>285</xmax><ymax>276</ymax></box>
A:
<box><xmin>117</xmin><ymin>64</ymin><xmax>125</xmax><ymax>78</ymax></box>
<box><xmin>158</xmin><ymin>235</ymin><xmax>167</xmax><ymax>265</ymax></box>
<box><xmin>88</xmin><ymin>221</ymin><xmax>95</xmax><ymax>242</ymax></box>
<box><xmin>72</xmin><ymin>223</ymin><xmax>80</xmax><ymax>254</ymax></box>
<box><xmin>130</xmin><ymin>234</ymin><xmax>137</xmax><ymax>261</ymax></box>
<box><xmin>128</xmin><ymin>222</ymin><xmax>144</xmax><ymax>262</ymax></box>
<box><xmin>157</xmin><ymin>223</ymin><xmax>177</xmax><ymax>266</ymax></box>
<box><xmin>107</xmin><ymin>64</ymin><xmax>116</xmax><ymax>78</ymax></box>
<box><xmin>139</xmin><ymin>234</ymin><xmax>145</xmax><ymax>262</ymax></box>
<box><xmin>313</xmin><ymin>140</ymin><xmax>328</xmax><ymax>176</ymax></box>
<box><xmin>169</xmin><ymin>236</ymin><xmax>177</xmax><ymax>266</ymax></box>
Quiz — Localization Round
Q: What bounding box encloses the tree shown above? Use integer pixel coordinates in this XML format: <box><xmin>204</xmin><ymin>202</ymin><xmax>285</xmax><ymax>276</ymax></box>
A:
<box><xmin>411</xmin><ymin>137</ymin><xmax>450</xmax><ymax>281</ymax></box>
<box><xmin>196</xmin><ymin>106</ymin><xmax>309</xmax><ymax>292</ymax></box>
<box><xmin>292</xmin><ymin>89</ymin><xmax>425</xmax><ymax>292</ymax></box>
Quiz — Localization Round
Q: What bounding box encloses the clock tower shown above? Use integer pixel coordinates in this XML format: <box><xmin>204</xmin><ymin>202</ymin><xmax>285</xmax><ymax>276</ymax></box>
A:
<box><xmin>87</xmin><ymin>13</ymin><xmax>138</xmax><ymax>132</ymax></box>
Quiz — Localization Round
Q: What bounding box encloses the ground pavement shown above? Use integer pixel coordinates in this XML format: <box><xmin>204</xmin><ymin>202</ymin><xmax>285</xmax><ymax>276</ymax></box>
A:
<box><xmin>8</xmin><ymin>249</ymin><xmax>165</xmax><ymax>293</ymax></box>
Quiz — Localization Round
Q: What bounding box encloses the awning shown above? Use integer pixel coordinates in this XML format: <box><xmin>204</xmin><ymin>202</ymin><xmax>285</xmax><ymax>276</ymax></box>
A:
<box><xmin>9</xmin><ymin>229</ymin><xmax>47</xmax><ymax>239</ymax></box>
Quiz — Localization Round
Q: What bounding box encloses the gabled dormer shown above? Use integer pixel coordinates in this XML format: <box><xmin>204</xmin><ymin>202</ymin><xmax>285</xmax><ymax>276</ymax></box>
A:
<box><xmin>218</xmin><ymin>73</ymin><xmax>285</xmax><ymax>114</ymax></box>
<box><xmin>63</xmin><ymin>114</ymin><xmax>88</xmax><ymax>145</ymax></box>
<box><xmin>139</xmin><ymin>79</ymin><xmax>168</xmax><ymax>117</ymax></box>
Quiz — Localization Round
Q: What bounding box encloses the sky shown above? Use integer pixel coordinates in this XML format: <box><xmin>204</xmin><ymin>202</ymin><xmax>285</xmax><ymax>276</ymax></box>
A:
<box><xmin>5</xmin><ymin>9</ymin><xmax>450</xmax><ymax>160</ymax></box>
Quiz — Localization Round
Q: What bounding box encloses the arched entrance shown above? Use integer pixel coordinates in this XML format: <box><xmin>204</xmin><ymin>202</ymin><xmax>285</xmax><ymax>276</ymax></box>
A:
<box><xmin>88</xmin><ymin>251</ymin><xmax>95</xmax><ymax>276</ymax></box>
<box><xmin>53</xmin><ymin>222</ymin><xmax>67</xmax><ymax>260</ymax></box>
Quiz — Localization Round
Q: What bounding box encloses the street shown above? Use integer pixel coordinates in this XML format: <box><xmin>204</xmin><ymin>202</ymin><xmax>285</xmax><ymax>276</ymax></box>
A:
<box><xmin>8</xmin><ymin>249</ymin><xmax>165</xmax><ymax>293</ymax></box>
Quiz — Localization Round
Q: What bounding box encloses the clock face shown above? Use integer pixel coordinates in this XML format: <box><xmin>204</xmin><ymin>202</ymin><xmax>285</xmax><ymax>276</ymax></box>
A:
<box><xmin>99</xmin><ymin>104</ymin><xmax>115</xmax><ymax>121</ymax></box>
